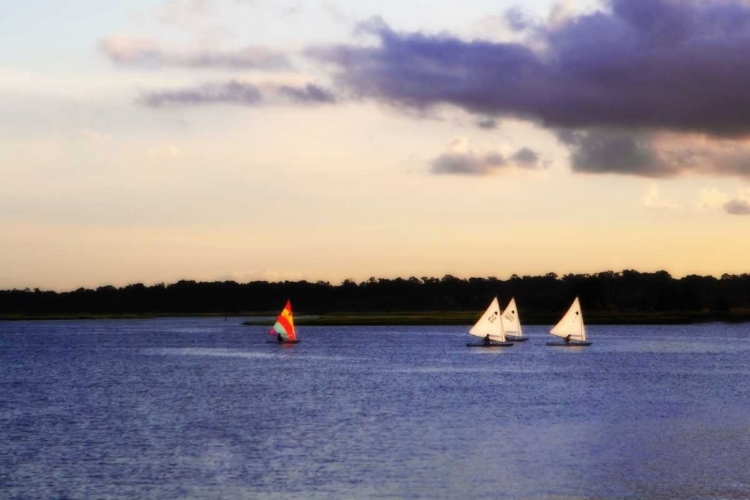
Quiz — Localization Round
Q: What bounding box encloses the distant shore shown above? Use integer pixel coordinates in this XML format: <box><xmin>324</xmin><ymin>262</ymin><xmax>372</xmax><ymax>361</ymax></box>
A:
<box><xmin>3</xmin><ymin>310</ymin><xmax>749</xmax><ymax>324</ymax></box>
<box><xmin>244</xmin><ymin>310</ymin><xmax>750</xmax><ymax>326</ymax></box>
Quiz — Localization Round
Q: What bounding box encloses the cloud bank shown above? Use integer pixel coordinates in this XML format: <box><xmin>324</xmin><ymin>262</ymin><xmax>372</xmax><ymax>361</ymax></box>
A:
<box><xmin>309</xmin><ymin>0</ymin><xmax>750</xmax><ymax>179</ymax></box>
<box><xmin>312</xmin><ymin>0</ymin><xmax>750</xmax><ymax>136</ymax></box>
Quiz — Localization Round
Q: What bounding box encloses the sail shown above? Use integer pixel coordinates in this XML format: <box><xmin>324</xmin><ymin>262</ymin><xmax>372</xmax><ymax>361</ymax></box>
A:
<box><xmin>269</xmin><ymin>300</ymin><xmax>296</xmax><ymax>341</ymax></box>
<box><xmin>469</xmin><ymin>297</ymin><xmax>505</xmax><ymax>341</ymax></box>
<box><xmin>501</xmin><ymin>297</ymin><xmax>523</xmax><ymax>336</ymax></box>
<box><xmin>550</xmin><ymin>297</ymin><xmax>586</xmax><ymax>341</ymax></box>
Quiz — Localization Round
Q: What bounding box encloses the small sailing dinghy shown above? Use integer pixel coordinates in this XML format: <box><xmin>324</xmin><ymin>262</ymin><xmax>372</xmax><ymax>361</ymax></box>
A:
<box><xmin>466</xmin><ymin>297</ymin><xmax>513</xmax><ymax>347</ymax></box>
<box><xmin>268</xmin><ymin>300</ymin><xmax>300</xmax><ymax>344</ymax></box>
<box><xmin>546</xmin><ymin>296</ymin><xmax>591</xmax><ymax>346</ymax></box>
<box><xmin>501</xmin><ymin>297</ymin><xmax>528</xmax><ymax>342</ymax></box>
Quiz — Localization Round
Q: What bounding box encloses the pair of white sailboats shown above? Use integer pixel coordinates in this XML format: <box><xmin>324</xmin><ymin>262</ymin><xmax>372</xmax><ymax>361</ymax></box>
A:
<box><xmin>467</xmin><ymin>296</ymin><xmax>591</xmax><ymax>347</ymax></box>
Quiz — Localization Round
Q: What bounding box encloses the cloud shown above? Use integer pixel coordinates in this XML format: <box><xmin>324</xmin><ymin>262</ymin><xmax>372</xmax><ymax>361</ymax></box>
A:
<box><xmin>697</xmin><ymin>188</ymin><xmax>729</xmax><ymax>210</ymax></box>
<box><xmin>140</xmin><ymin>80</ymin><xmax>337</xmax><ymax>108</ymax></box>
<box><xmin>311</xmin><ymin>2</ymin><xmax>750</xmax><ymax>137</ymax></box>
<box><xmin>555</xmin><ymin>128</ymin><xmax>750</xmax><ymax>178</ymax></box>
<box><xmin>140</xmin><ymin>81</ymin><xmax>264</xmax><ymax>107</ymax></box>
<box><xmin>725</xmin><ymin>199</ymin><xmax>750</xmax><ymax>215</ymax></box>
<box><xmin>558</xmin><ymin>129</ymin><xmax>672</xmax><ymax>177</ymax></box>
<box><xmin>724</xmin><ymin>188</ymin><xmax>750</xmax><ymax>214</ymax></box>
<box><xmin>476</xmin><ymin>118</ymin><xmax>498</xmax><ymax>130</ymax></box>
<box><xmin>429</xmin><ymin>137</ymin><xmax>541</xmax><ymax>175</ymax></box>
<box><xmin>277</xmin><ymin>84</ymin><xmax>337</xmax><ymax>104</ymax></box>
<box><xmin>643</xmin><ymin>183</ymin><xmax>680</xmax><ymax>211</ymax></box>
<box><xmin>307</xmin><ymin>1</ymin><xmax>750</xmax><ymax>178</ymax></box>
<box><xmin>510</xmin><ymin>147</ymin><xmax>539</xmax><ymax>167</ymax></box>
<box><xmin>100</xmin><ymin>35</ymin><xmax>290</xmax><ymax>70</ymax></box>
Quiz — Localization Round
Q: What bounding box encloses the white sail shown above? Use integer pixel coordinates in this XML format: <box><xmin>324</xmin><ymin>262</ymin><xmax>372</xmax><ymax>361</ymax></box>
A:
<box><xmin>550</xmin><ymin>297</ymin><xmax>586</xmax><ymax>341</ymax></box>
<box><xmin>501</xmin><ymin>297</ymin><xmax>523</xmax><ymax>337</ymax></box>
<box><xmin>469</xmin><ymin>297</ymin><xmax>505</xmax><ymax>341</ymax></box>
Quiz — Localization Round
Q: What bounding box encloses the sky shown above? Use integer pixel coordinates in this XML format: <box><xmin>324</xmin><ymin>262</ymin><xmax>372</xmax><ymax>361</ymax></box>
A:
<box><xmin>2</xmin><ymin>0</ymin><xmax>750</xmax><ymax>290</ymax></box>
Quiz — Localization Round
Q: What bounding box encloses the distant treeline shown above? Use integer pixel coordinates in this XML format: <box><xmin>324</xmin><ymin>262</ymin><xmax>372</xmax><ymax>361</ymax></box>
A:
<box><xmin>2</xmin><ymin>270</ymin><xmax>750</xmax><ymax>320</ymax></box>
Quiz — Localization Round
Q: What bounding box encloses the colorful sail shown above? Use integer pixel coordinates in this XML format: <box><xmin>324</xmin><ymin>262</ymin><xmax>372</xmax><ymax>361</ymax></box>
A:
<box><xmin>269</xmin><ymin>300</ymin><xmax>296</xmax><ymax>341</ymax></box>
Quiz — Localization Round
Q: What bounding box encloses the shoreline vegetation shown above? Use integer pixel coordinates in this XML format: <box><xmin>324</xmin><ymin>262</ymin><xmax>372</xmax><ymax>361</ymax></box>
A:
<box><xmin>3</xmin><ymin>269</ymin><xmax>750</xmax><ymax>324</ymax></box>
<box><xmin>2</xmin><ymin>310</ymin><xmax>750</xmax><ymax>325</ymax></box>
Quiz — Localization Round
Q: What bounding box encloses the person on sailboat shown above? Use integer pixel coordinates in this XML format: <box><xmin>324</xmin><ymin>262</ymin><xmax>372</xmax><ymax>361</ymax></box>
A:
<box><xmin>277</xmin><ymin>333</ymin><xmax>284</xmax><ymax>343</ymax></box>
<box><xmin>482</xmin><ymin>334</ymin><xmax>491</xmax><ymax>346</ymax></box>
<box><xmin>564</xmin><ymin>335</ymin><xmax>571</xmax><ymax>343</ymax></box>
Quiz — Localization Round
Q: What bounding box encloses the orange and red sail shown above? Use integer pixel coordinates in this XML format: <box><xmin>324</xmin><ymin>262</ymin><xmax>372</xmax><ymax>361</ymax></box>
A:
<box><xmin>269</xmin><ymin>300</ymin><xmax>296</xmax><ymax>340</ymax></box>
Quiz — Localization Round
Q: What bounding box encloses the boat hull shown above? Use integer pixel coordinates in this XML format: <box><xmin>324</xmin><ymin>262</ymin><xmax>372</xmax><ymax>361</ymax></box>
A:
<box><xmin>267</xmin><ymin>340</ymin><xmax>301</xmax><ymax>344</ymax></box>
<box><xmin>546</xmin><ymin>341</ymin><xmax>592</xmax><ymax>347</ymax></box>
<box><xmin>505</xmin><ymin>335</ymin><xmax>528</xmax><ymax>342</ymax></box>
<box><xmin>466</xmin><ymin>342</ymin><xmax>513</xmax><ymax>347</ymax></box>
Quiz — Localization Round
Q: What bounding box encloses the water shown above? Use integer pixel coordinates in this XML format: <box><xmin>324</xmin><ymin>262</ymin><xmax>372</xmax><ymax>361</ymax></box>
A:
<box><xmin>1</xmin><ymin>319</ymin><xmax>750</xmax><ymax>499</ymax></box>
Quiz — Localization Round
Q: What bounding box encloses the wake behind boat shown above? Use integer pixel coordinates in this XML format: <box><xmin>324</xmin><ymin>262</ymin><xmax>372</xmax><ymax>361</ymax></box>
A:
<box><xmin>547</xmin><ymin>296</ymin><xmax>591</xmax><ymax>346</ymax></box>
<box><xmin>268</xmin><ymin>300</ymin><xmax>300</xmax><ymax>344</ymax></box>
<box><xmin>466</xmin><ymin>297</ymin><xmax>513</xmax><ymax>347</ymax></box>
<box><xmin>501</xmin><ymin>297</ymin><xmax>528</xmax><ymax>342</ymax></box>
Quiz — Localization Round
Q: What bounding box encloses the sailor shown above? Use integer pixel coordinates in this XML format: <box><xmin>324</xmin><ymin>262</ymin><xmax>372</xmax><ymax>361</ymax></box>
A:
<box><xmin>482</xmin><ymin>334</ymin><xmax>491</xmax><ymax>346</ymax></box>
<box><xmin>564</xmin><ymin>334</ymin><xmax>571</xmax><ymax>343</ymax></box>
<box><xmin>277</xmin><ymin>333</ymin><xmax>284</xmax><ymax>343</ymax></box>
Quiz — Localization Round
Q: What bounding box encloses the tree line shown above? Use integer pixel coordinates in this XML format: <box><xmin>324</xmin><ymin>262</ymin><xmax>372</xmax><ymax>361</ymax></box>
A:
<box><xmin>1</xmin><ymin>270</ymin><xmax>750</xmax><ymax>318</ymax></box>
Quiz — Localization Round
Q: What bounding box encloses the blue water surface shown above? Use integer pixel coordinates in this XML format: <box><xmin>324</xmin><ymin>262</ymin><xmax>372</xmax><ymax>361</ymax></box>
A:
<box><xmin>1</xmin><ymin>319</ymin><xmax>750</xmax><ymax>499</ymax></box>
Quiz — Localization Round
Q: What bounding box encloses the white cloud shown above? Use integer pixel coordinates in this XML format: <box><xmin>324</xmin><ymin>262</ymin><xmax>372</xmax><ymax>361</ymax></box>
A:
<box><xmin>643</xmin><ymin>183</ymin><xmax>680</xmax><ymax>210</ymax></box>
<box><xmin>100</xmin><ymin>35</ymin><xmax>290</xmax><ymax>71</ymax></box>
<box><xmin>696</xmin><ymin>187</ymin><xmax>728</xmax><ymax>210</ymax></box>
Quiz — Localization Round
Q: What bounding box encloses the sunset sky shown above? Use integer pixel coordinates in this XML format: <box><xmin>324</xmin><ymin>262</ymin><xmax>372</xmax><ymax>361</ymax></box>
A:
<box><xmin>2</xmin><ymin>0</ymin><xmax>750</xmax><ymax>290</ymax></box>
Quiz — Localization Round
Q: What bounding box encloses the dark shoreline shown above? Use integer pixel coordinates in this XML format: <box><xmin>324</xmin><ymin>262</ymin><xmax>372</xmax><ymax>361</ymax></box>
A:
<box><xmin>3</xmin><ymin>310</ymin><xmax>750</xmax><ymax>325</ymax></box>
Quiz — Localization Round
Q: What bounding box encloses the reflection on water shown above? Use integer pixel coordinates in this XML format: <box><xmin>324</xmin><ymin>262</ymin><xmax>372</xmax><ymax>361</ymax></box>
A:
<box><xmin>1</xmin><ymin>319</ymin><xmax>749</xmax><ymax>499</ymax></box>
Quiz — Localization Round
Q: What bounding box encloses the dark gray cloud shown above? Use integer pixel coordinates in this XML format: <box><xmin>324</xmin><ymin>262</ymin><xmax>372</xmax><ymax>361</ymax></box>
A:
<box><xmin>555</xmin><ymin>128</ymin><xmax>750</xmax><ymax>177</ymax></box>
<box><xmin>510</xmin><ymin>147</ymin><xmax>538</xmax><ymax>168</ymax></box>
<box><xmin>476</xmin><ymin>118</ymin><xmax>498</xmax><ymax>130</ymax></box>
<box><xmin>101</xmin><ymin>35</ymin><xmax>290</xmax><ymax>70</ymax></box>
<box><xmin>140</xmin><ymin>81</ymin><xmax>337</xmax><ymax>108</ymax></box>
<box><xmin>430</xmin><ymin>143</ymin><xmax>541</xmax><ymax>175</ymax></box>
<box><xmin>557</xmin><ymin>129</ymin><xmax>674</xmax><ymax>177</ymax></box>
<box><xmin>277</xmin><ymin>84</ymin><xmax>337</xmax><ymax>104</ymax></box>
<box><xmin>310</xmin><ymin>1</ymin><xmax>750</xmax><ymax>137</ymax></box>
<box><xmin>724</xmin><ymin>199</ymin><xmax>750</xmax><ymax>215</ymax></box>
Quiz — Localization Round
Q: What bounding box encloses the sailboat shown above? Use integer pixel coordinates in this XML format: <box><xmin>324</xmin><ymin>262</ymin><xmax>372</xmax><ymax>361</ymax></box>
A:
<box><xmin>501</xmin><ymin>297</ymin><xmax>528</xmax><ymax>342</ymax></box>
<box><xmin>268</xmin><ymin>300</ymin><xmax>300</xmax><ymax>344</ymax></box>
<box><xmin>466</xmin><ymin>297</ymin><xmax>513</xmax><ymax>347</ymax></box>
<box><xmin>546</xmin><ymin>296</ymin><xmax>592</xmax><ymax>346</ymax></box>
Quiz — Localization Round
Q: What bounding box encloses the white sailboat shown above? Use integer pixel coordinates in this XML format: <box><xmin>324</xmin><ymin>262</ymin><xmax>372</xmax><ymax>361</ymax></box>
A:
<box><xmin>466</xmin><ymin>297</ymin><xmax>513</xmax><ymax>347</ymax></box>
<box><xmin>547</xmin><ymin>296</ymin><xmax>592</xmax><ymax>346</ymax></box>
<box><xmin>501</xmin><ymin>297</ymin><xmax>528</xmax><ymax>342</ymax></box>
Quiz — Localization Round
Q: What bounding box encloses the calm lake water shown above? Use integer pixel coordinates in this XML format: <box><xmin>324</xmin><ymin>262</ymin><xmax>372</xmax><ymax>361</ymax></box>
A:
<box><xmin>1</xmin><ymin>319</ymin><xmax>750</xmax><ymax>499</ymax></box>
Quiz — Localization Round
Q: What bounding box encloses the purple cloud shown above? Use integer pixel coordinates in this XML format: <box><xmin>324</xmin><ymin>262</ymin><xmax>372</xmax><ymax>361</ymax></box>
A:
<box><xmin>310</xmin><ymin>1</ymin><xmax>750</xmax><ymax>136</ymax></box>
<box><xmin>277</xmin><ymin>84</ymin><xmax>337</xmax><ymax>104</ymax></box>
<box><xmin>140</xmin><ymin>81</ymin><xmax>264</xmax><ymax>107</ymax></box>
<box><xmin>140</xmin><ymin>81</ymin><xmax>338</xmax><ymax>108</ymax></box>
